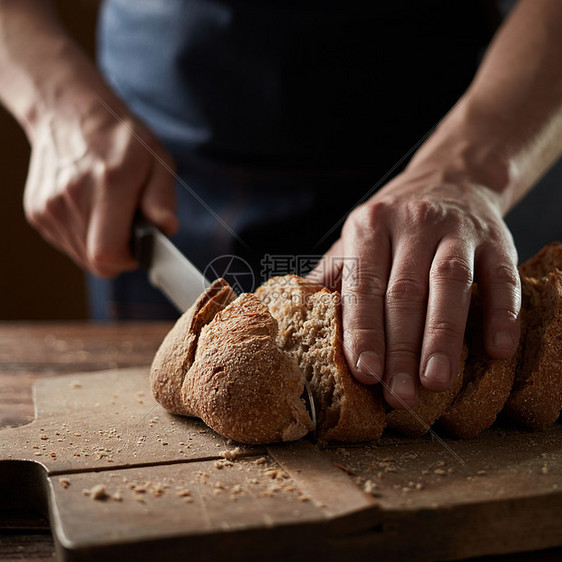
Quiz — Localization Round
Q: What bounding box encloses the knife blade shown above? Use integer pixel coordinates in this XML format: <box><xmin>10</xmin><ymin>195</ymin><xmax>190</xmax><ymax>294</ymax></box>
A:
<box><xmin>131</xmin><ymin>217</ymin><xmax>210</xmax><ymax>312</ymax></box>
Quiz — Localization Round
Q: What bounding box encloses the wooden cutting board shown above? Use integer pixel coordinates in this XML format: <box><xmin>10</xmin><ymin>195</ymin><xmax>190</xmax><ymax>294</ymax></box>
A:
<box><xmin>0</xmin><ymin>367</ymin><xmax>561</xmax><ymax>562</ymax></box>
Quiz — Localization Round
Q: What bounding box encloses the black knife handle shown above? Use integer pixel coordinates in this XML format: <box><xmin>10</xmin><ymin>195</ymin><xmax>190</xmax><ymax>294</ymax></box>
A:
<box><xmin>131</xmin><ymin>214</ymin><xmax>154</xmax><ymax>269</ymax></box>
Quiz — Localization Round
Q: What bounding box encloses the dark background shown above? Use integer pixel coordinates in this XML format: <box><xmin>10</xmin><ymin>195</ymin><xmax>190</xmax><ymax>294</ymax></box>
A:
<box><xmin>1</xmin><ymin>0</ymin><xmax>560</xmax><ymax>320</ymax></box>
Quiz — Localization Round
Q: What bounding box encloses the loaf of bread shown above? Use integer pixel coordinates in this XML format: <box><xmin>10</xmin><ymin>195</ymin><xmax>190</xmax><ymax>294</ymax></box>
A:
<box><xmin>437</xmin><ymin>289</ymin><xmax>520</xmax><ymax>439</ymax></box>
<box><xmin>151</xmin><ymin>274</ymin><xmax>385</xmax><ymax>444</ymax></box>
<box><xmin>255</xmin><ymin>275</ymin><xmax>386</xmax><ymax>442</ymax></box>
<box><xmin>150</xmin><ymin>242</ymin><xmax>562</xmax><ymax>445</ymax></box>
<box><xmin>386</xmin><ymin>344</ymin><xmax>467</xmax><ymax>437</ymax></box>
<box><xmin>150</xmin><ymin>278</ymin><xmax>236</xmax><ymax>416</ymax></box>
<box><xmin>180</xmin><ymin>292</ymin><xmax>314</xmax><ymax>444</ymax></box>
<box><xmin>503</xmin><ymin>271</ymin><xmax>562</xmax><ymax>429</ymax></box>
<box><xmin>503</xmin><ymin>242</ymin><xmax>562</xmax><ymax>430</ymax></box>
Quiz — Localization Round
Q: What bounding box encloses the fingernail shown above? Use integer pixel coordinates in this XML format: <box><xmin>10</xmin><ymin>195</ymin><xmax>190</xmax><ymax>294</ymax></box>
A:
<box><xmin>422</xmin><ymin>354</ymin><xmax>451</xmax><ymax>386</ymax></box>
<box><xmin>356</xmin><ymin>351</ymin><xmax>382</xmax><ymax>382</ymax></box>
<box><xmin>493</xmin><ymin>330</ymin><xmax>514</xmax><ymax>351</ymax></box>
<box><xmin>389</xmin><ymin>372</ymin><xmax>417</xmax><ymax>402</ymax></box>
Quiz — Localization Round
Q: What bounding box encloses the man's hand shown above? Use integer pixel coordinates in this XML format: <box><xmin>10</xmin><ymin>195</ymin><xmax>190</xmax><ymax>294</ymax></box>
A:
<box><xmin>0</xmin><ymin>0</ymin><xmax>178</xmax><ymax>277</ymax></box>
<box><xmin>23</xmin><ymin>91</ymin><xmax>178</xmax><ymax>277</ymax></box>
<box><xmin>313</xmin><ymin>0</ymin><xmax>562</xmax><ymax>409</ymax></box>
<box><xmin>314</xmin><ymin>172</ymin><xmax>521</xmax><ymax>409</ymax></box>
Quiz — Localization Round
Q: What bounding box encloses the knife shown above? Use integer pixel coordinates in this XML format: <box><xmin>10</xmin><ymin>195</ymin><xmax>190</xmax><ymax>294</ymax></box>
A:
<box><xmin>131</xmin><ymin>216</ymin><xmax>210</xmax><ymax>312</ymax></box>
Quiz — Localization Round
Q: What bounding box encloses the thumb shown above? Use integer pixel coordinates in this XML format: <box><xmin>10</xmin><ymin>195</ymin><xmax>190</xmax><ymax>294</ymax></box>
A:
<box><xmin>140</xmin><ymin>155</ymin><xmax>179</xmax><ymax>236</ymax></box>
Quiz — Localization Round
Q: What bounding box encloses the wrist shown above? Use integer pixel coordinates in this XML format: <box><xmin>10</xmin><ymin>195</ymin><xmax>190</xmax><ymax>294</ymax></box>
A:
<box><xmin>405</xmin><ymin>98</ymin><xmax>516</xmax><ymax>213</ymax></box>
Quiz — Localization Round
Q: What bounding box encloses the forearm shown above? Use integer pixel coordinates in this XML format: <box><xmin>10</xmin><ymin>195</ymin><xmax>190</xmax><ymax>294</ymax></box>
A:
<box><xmin>0</xmin><ymin>0</ymin><xmax>118</xmax><ymax>139</ymax></box>
<box><xmin>407</xmin><ymin>0</ymin><xmax>562</xmax><ymax>214</ymax></box>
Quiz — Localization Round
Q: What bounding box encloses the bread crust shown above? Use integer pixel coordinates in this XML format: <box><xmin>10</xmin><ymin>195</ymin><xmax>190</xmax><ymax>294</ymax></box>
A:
<box><xmin>150</xmin><ymin>278</ymin><xmax>236</xmax><ymax>415</ymax></box>
<box><xmin>385</xmin><ymin>345</ymin><xmax>467</xmax><ymax>437</ymax></box>
<box><xmin>503</xmin><ymin>272</ymin><xmax>562</xmax><ymax>430</ymax></box>
<box><xmin>181</xmin><ymin>293</ymin><xmax>314</xmax><ymax>444</ymax></box>
<box><xmin>518</xmin><ymin>241</ymin><xmax>562</xmax><ymax>279</ymax></box>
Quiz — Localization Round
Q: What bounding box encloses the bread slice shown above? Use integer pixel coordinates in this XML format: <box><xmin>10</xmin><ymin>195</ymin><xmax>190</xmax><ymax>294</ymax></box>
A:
<box><xmin>503</xmin><ymin>272</ymin><xmax>562</xmax><ymax>430</ymax></box>
<box><xmin>150</xmin><ymin>278</ymin><xmax>236</xmax><ymax>415</ymax></box>
<box><xmin>438</xmin><ymin>291</ymin><xmax>520</xmax><ymax>439</ymax></box>
<box><xmin>255</xmin><ymin>275</ymin><xmax>386</xmax><ymax>442</ymax></box>
<box><xmin>385</xmin><ymin>345</ymin><xmax>467</xmax><ymax>437</ymax></box>
<box><xmin>181</xmin><ymin>293</ymin><xmax>314</xmax><ymax>444</ymax></box>
<box><xmin>518</xmin><ymin>241</ymin><xmax>562</xmax><ymax>279</ymax></box>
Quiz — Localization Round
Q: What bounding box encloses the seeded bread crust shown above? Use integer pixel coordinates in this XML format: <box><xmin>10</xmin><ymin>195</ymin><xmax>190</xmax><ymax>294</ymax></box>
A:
<box><xmin>181</xmin><ymin>293</ymin><xmax>314</xmax><ymax>444</ymax></box>
<box><xmin>503</xmin><ymin>272</ymin><xmax>562</xmax><ymax>430</ymax></box>
<box><xmin>150</xmin><ymin>278</ymin><xmax>236</xmax><ymax>415</ymax></box>
<box><xmin>256</xmin><ymin>275</ymin><xmax>386</xmax><ymax>442</ymax></box>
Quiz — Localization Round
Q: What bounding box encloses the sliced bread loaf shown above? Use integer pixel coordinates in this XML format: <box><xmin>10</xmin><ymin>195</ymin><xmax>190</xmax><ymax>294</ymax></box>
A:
<box><xmin>385</xmin><ymin>345</ymin><xmax>467</xmax><ymax>437</ymax></box>
<box><xmin>180</xmin><ymin>293</ymin><xmax>314</xmax><ymax>444</ymax></box>
<box><xmin>503</xmin><ymin>271</ymin><xmax>562</xmax><ymax>430</ymax></box>
<box><xmin>255</xmin><ymin>275</ymin><xmax>386</xmax><ymax>442</ymax></box>
<box><xmin>150</xmin><ymin>278</ymin><xmax>236</xmax><ymax>415</ymax></box>
<box><xmin>438</xmin><ymin>290</ymin><xmax>520</xmax><ymax>439</ymax></box>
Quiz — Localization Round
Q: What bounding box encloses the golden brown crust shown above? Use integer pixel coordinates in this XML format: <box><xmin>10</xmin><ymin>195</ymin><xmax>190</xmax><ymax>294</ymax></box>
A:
<box><xmin>503</xmin><ymin>271</ymin><xmax>562</xmax><ymax>430</ymax></box>
<box><xmin>518</xmin><ymin>241</ymin><xmax>562</xmax><ymax>279</ymax></box>
<box><xmin>181</xmin><ymin>293</ymin><xmax>314</xmax><ymax>444</ymax></box>
<box><xmin>439</xmin><ymin>309</ymin><xmax>520</xmax><ymax>438</ymax></box>
<box><xmin>149</xmin><ymin>279</ymin><xmax>236</xmax><ymax>415</ymax></box>
<box><xmin>385</xmin><ymin>345</ymin><xmax>467</xmax><ymax>437</ymax></box>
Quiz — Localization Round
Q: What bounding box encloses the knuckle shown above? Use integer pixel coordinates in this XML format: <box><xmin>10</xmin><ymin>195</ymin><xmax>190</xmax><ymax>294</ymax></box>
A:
<box><xmin>88</xmin><ymin>245</ymin><xmax>119</xmax><ymax>273</ymax></box>
<box><xmin>345</xmin><ymin>201</ymin><xmax>390</xmax><ymax>235</ymax></box>
<box><xmin>491</xmin><ymin>263</ymin><xmax>519</xmax><ymax>288</ymax></box>
<box><xmin>386</xmin><ymin>346</ymin><xmax>419</xmax><ymax>364</ymax></box>
<box><xmin>488</xmin><ymin>306</ymin><xmax>519</xmax><ymax>322</ymax></box>
<box><xmin>431</xmin><ymin>256</ymin><xmax>473</xmax><ymax>287</ymax></box>
<box><xmin>386</xmin><ymin>275</ymin><xmax>426</xmax><ymax>304</ymax></box>
<box><xmin>24</xmin><ymin>198</ymin><xmax>43</xmax><ymax>227</ymax></box>
<box><xmin>425</xmin><ymin>318</ymin><xmax>464</xmax><ymax>341</ymax></box>
<box><xmin>345</xmin><ymin>326</ymin><xmax>386</xmax><ymax>349</ymax></box>
<box><xmin>346</xmin><ymin>266</ymin><xmax>387</xmax><ymax>298</ymax></box>
<box><xmin>405</xmin><ymin>199</ymin><xmax>443</xmax><ymax>226</ymax></box>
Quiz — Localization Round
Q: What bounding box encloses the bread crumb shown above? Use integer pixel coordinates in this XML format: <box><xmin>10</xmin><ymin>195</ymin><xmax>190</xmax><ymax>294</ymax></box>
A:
<box><xmin>541</xmin><ymin>465</ymin><xmax>549</xmax><ymax>474</ymax></box>
<box><xmin>266</xmin><ymin>469</ymin><xmax>288</xmax><ymax>480</ymax></box>
<box><xmin>59</xmin><ymin>478</ymin><xmax>70</xmax><ymax>489</ymax></box>
<box><xmin>86</xmin><ymin>484</ymin><xmax>108</xmax><ymax>500</ymax></box>
<box><xmin>434</xmin><ymin>468</ymin><xmax>446</xmax><ymax>476</ymax></box>
<box><xmin>176</xmin><ymin>489</ymin><xmax>191</xmax><ymax>497</ymax></box>
<box><xmin>220</xmin><ymin>447</ymin><xmax>241</xmax><ymax>460</ymax></box>
<box><xmin>70</xmin><ymin>381</ymin><xmax>82</xmax><ymax>389</ymax></box>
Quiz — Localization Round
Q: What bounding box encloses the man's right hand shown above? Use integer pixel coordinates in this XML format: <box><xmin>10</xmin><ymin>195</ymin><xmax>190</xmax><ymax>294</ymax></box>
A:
<box><xmin>23</xmin><ymin>89</ymin><xmax>178</xmax><ymax>277</ymax></box>
<box><xmin>0</xmin><ymin>0</ymin><xmax>178</xmax><ymax>277</ymax></box>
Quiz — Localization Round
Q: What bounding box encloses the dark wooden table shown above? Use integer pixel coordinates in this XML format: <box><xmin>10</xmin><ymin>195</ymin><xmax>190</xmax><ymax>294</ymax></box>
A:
<box><xmin>0</xmin><ymin>322</ymin><xmax>561</xmax><ymax>562</ymax></box>
<box><xmin>0</xmin><ymin>322</ymin><xmax>171</xmax><ymax>562</ymax></box>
